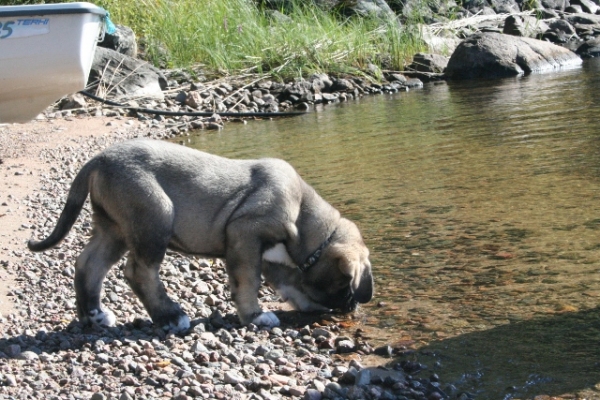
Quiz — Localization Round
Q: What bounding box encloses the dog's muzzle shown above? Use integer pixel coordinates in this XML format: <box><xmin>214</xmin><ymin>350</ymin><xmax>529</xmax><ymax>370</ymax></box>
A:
<box><xmin>341</xmin><ymin>298</ymin><xmax>359</xmax><ymax>313</ymax></box>
<box><xmin>326</xmin><ymin>289</ymin><xmax>359</xmax><ymax>313</ymax></box>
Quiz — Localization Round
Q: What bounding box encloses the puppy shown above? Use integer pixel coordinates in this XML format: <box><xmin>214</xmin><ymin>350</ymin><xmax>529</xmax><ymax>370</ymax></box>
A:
<box><xmin>28</xmin><ymin>139</ymin><xmax>373</xmax><ymax>330</ymax></box>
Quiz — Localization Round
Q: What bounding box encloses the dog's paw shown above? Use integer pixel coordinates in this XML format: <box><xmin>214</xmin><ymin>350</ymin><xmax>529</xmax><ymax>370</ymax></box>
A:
<box><xmin>87</xmin><ymin>308</ymin><xmax>116</xmax><ymax>326</ymax></box>
<box><xmin>161</xmin><ymin>314</ymin><xmax>190</xmax><ymax>333</ymax></box>
<box><xmin>252</xmin><ymin>311</ymin><xmax>280</xmax><ymax>327</ymax></box>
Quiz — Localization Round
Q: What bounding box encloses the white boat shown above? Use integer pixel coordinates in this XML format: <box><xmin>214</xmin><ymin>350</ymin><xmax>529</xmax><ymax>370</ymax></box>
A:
<box><xmin>0</xmin><ymin>2</ymin><xmax>107</xmax><ymax>123</ymax></box>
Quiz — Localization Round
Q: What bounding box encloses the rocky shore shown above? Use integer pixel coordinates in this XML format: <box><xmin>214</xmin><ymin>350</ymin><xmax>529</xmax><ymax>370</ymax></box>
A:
<box><xmin>0</xmin><ymin>118</ymin><xmax>456</xmax><ymax>400</ymax></box>
<box><xmin>5</xmin><ymin>1</ymin><xmax>600</xmax><ymax>397</ymax></box>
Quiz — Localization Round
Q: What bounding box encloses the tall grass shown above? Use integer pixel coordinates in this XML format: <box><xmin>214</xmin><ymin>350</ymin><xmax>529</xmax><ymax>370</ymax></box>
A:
<box><xmin>5</xmin><ymin>0</ymin><xmax>427</xmax><ymax>78</ymax></box>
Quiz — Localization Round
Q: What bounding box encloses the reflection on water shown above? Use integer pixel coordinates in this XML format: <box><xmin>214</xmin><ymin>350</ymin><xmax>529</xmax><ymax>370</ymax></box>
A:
<box><xmin>184</xmin><ymin>59</ymin><xmax>600</xmax><ymax>398</ymax></box>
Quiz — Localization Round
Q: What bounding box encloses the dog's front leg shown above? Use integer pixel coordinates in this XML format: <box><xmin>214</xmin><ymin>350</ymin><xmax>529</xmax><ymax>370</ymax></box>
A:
<box><xmin>124</xmin><ymin>255</ymin><xmax>190</xmax><ymax>332</ymax></box>
<box><xmin>225</xmin><ymin>235</ymin><xmax>280</xmax><ymax>327</ymax></box>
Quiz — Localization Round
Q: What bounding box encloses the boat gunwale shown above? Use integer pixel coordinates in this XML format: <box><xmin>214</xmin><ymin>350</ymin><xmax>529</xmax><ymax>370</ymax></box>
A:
<box><xmin>0</xmin><ymin>3</ymin><xmax>106</xmax><ymax>18</ymax></box>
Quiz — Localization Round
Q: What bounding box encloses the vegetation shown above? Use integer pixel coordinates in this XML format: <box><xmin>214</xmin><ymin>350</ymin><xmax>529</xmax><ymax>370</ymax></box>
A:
<box><xmin>3</xmin><ymin>0</ymin><xmax>427</xmax><ymax>79</ymax></box>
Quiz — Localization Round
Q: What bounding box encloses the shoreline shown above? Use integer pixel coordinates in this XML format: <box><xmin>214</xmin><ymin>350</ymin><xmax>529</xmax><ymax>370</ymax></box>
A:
<box><xmin>0</xmin><ymin>114</ymin><xmax>442</xmax><ymax>399</ymax></box>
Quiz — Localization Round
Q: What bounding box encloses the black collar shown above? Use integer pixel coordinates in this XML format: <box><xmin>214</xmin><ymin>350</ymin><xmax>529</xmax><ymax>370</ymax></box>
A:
<box><xmin>298</xmin><ymin>230</ymin><xmax>336</xmax><ymax>273</ymax></box>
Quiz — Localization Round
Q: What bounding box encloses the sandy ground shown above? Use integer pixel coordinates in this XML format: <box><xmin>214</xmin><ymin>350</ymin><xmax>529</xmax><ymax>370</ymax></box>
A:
<box><xmin>0</xmin><ymin>116</ymin><xmax>131</xmax><ymax>318</ymax></box>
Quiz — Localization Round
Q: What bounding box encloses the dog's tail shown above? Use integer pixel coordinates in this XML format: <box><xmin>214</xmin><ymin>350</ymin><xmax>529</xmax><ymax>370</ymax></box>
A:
<box><xmin>28</xmin><ymin>160</ymin><xmax>97</xmax><ymax>252</ymax></box>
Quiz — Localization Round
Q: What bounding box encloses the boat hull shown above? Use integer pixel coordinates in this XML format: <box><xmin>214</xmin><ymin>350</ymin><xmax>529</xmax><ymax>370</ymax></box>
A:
<box><xmin>0</xmin><ymin>2</ymin><xmax>106</xmax><ymax>123</ymax></box>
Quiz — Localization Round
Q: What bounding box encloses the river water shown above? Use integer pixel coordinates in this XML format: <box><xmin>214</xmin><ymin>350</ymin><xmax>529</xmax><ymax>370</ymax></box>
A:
<box><xmin>184</xmin><ymin>59</ymin><xmax>600</xmax><ymax>398</ymax></box>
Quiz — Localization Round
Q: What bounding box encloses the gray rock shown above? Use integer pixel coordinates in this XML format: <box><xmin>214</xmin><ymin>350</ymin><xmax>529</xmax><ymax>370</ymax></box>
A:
<box><xmin>191</xmin><ymin>340</ymin><xmax>209</xmax><ymax>354</ymax></box>
<box><xmin>309</xmin><ymin>73</ymin><xmax>333</xmax><ymax>92</ymax></box>
<box><xmin>445</xmin><ymin>32</ymin><xmax>582</xmax><ymax>79</ymax></box>
<box><xmin>407</xmin><ymin>53</ymin><xmax>449</xmax><ymax>73</ymax></box>
<box><xmin>4</xmin><ymin>344</ymin><xmax>21</xmax><ymax>357</ymax></box>
<box><xmin>570</xmin><ymin>0</ymin><xmax>599</xmax><ymax>14</ymax></box>
<box><xmin>312</xmin><ymin>379</ymin><xmax>326</xmax><ymax>392</ymax></box>
<box><xmin>170</xmin><ymin>355</ymin><xmax>187</xmax><ymax>367</ymax></box>
<box><xmin>99</xmin><ymin>24</ymin><xmax>137</xmax><ymax>57</ymax></box>
<box><xmin>349</xmin><ymin>359</ymin><xmax>364</xmax><ymax>370</ymax></box>
<box><xmin>339</xmin><ymin>367</ymin><xmax>358</xmax><ymax>384</ymax></box>
<box><xmin>224</xmin><ymin>371</ymin><xmax>245</xmax><ymax>385</ymax></box>
<box><xmin>399</xmin><ymin>0</ymin><xmax>435</xmax><ymax>22</ymax></box>
<box><xmin>311</xmin><ymin>327</ymin><xmax>333</xmax><ymax>339</ymax></box>
<box><xmin>4</xmin><ymin>374</ymin><xmax>17</xmax><ymax>386</ymax></box>
<box><xmin>284</xmin><ymin>81</ymin><xmax>314</xmax><ymax>103</ymax></box>
<box><xmin>342</xmin><ymin>0</ymin><xmax>397</xmax><ymax>19</ymax></box>
<box><xmin>488</xmin><ymin>0</ymin><xmax>520</xmax><ymax>13</ymax></box>
<box><xmin>462</xmin><ymin>0</ymin><xmax>488</xmax><ymax>13</ymax></box>
<box><xmin>304</xmin><ymin>388</ymin><xmax>323</xmax><ymax>400</ymax></box>
<box><xmin>405</xmin><ymin>78</ymin><xmax>424</xmax><ymax>88</ymax></box>
<box><xmin>322</xmin><ymin>93</ymin><xmax>339</xmax><ymax>103</ymax></box>
<box><xmin>332</xmin><ymin>365</ymin><xmax>349</xmax><ymax>377</ymax></box>
<box><xmin>336</xmin><ymin>339</ymin><xmax>356</xmax><ymax>354</ymax></box>
<box><xmin>503</xmin><ymin>15</ymin><xmax>549</xmax><ymax>38</ymax></box>
<box><xmin>564</xmin><ymin>13</ymin><xmax>600</xmax><ymax>27</ymax></box>
<box><xmin>17</xmin><ymin>351</ymin><xmax>39</xmax><ymax>361</ymax></box>
<box><xmin>566</xmin><ymin>4</ymin><xmax>585</xmax><ymax>12</ymax></box>
<box><xmin>96</xmin><ymin>353</ymin><xmax>111</xmax><ymax>364</ymax></box>
<box><xmin>290</xmin><ymin>386</ymin><xmax>306</xmax><ymax>396</ymax></box>
<box><xmin>59</xmin><ymin>93</ymin><xmax>88</xmax><ymax>110</ymax></box>
<box><xmin>265</xmin><ymin>348</ymin><xmax>284</xmax><ymax>361</ymax></box>
<box><xmin>543</xmin><ymin>19</ymin><xmax>577</xmax><ymax>43</ymax></box>
<box><xmin>323</xmin><ymin>382</ymin><xmax>345</xmax><ymax>398</ymax></box>
<box><xmin>355</xmin><ymin>369</ymin><xmax>371</xmax><ymax>386</ymax></box>
<box><xmin>88</xmin><ymin>47</ymin><xmax>166</xmax><ymax>101</ymax></box>
<box><xmin>541</xmin><ymin>0</ymin><xmax>568</xmax><ymax>10</ymax></box>
<box><xmin>549</xmin><ymin>19</ymin><xmax>577</xmax><ymax>36</ymax></box>
<box><xmin>331</xmin><ymin>78</ymin><xmax>355</xmax><ymax>91</ymax></box>
<box><xmin>577</xmin><ymin>37</ymin><xmax>600</xmax><ymax>57</ymax></box>
<box><xmin>346</xmin><ymin>385</ymin><xmax>369</xmax><ymax>400</ymax></box>
<box><xmin>119</xmin><ymin>393</ymin><xmax>134</xmax><ymax>400</ymax></box>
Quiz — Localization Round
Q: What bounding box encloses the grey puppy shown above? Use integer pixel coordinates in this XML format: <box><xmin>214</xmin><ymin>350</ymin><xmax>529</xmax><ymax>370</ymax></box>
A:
<box><xmin>28</xmin><ymin>139</ymin><xmax>373</xmax><ymax>330</ymax></box>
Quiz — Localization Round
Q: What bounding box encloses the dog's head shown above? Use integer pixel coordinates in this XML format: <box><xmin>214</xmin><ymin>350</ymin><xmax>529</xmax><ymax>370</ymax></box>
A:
<box><xmin>265</xmin><ymin>218</ymin><xmax>373</xmax><ymax>314</ymax></box>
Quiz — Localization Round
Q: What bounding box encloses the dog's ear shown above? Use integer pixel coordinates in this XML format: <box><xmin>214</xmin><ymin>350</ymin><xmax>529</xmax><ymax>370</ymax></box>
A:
<box><xmin>352</xmin><ymin>261</ymin><xmax>373</xmax><ymax>303</ymax></box>
<box><xmin>338</xmin><ymin>254</ymin><xmax>374</xmax><ymax>304</ymax></box>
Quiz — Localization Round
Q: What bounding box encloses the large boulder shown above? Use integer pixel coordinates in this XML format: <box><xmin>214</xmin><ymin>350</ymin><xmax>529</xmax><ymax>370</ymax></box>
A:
<box><xmin>444</xmin><ymin>32</ymin><xmax>582</xmax><ymax>79</ymax></box>
<box><xmin>87</xmin><ymin>47</ymin><xmax>167</xmax><ymax>100</ymax></box>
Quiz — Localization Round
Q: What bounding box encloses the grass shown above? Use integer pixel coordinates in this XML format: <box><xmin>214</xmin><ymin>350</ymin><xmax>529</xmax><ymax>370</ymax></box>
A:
<box><xmin>4</xmin><ymin>0</ymin><xmax>427</xmax><ymax>79</ymax></box>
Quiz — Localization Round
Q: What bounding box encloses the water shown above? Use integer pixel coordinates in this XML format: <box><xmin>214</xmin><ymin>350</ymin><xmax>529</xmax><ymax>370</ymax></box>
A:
<box><xmin>183</xmin><ymin>59</ymin><xmax>600</xmax><ymax>398</ymax></box>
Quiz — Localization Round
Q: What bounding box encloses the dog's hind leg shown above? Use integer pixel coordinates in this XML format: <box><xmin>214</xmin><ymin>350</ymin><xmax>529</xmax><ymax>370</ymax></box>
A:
<box><xmin>75</xmin><ymin>222</ymin><xmax>126</xmax><ymax>327</ymax></box>
<box><xmin>123</xmin><ymin>254</ymin><xmax>190</xmax><ymax>332</ymax></box>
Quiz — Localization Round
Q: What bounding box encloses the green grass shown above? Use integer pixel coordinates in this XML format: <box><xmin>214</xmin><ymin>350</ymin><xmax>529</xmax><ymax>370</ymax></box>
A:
<box><xmin>4</xmin><ymin>0</ymin><xmax>427</xmax><ymax>79</ymax></box>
